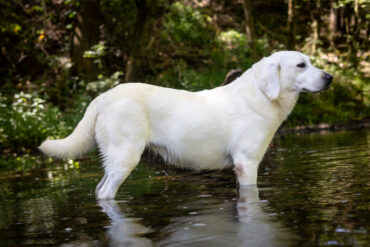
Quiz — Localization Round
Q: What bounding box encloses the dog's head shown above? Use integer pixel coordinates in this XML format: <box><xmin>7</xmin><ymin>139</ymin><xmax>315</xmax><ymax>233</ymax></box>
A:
<box><xmin>255</xmin><ymin>51</ymin><xmax>333</xmax><ymax>100</ymax></box>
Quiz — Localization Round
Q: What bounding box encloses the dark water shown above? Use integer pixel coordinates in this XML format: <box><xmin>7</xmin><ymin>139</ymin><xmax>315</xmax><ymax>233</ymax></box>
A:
<box><xmin>0</xmin><ymin>130</ymin><xmax>369</xmax><ymax>246</ymax></box>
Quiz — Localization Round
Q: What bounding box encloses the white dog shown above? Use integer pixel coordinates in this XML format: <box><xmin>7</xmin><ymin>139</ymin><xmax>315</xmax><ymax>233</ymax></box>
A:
<box><xmin>40</xmin><ymin>51</ymin><xmax>332</xmax><ymax>199</ymax></box>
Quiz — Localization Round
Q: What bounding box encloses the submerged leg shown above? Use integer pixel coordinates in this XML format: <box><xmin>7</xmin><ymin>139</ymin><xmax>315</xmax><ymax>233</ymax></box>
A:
<box><xmin>95</xmin><ymin>173</ymin><xmax>107</xmax><ymax>196</ymax></box>
<box><xmin>96</xmin><ymin>144</ymin><xmax>145</xmax><ymax>200</ymax></box>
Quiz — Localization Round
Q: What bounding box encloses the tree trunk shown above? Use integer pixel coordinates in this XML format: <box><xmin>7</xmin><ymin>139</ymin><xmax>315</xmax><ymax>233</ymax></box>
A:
<box><xmin>350</xmin><ymin>0</ymin><xmax>359</xmax><ymax>67</ymax></box>
<box><xmin>312</xmin><ymin>0</ymin><xmax>321</xmax><ymax>53</ymax></box>
<box><xmin>71</xmin><ymin>0</ymin><xmax>101</xmax><ymax>79</ymax></box>
<box><xmin>241</xmin><ymin>0</ymin><xmax>257</xmax><ymax>60</ymax></box>
<box><xmin>316</xmin><ymin>0</ymin><xmax>322</xmax><ymax>39</ymax></box>
<box><xmin>287</xmin><ymin>0</ymin><xmax>296</xmax><ymax>49</ymax></box>
<box><xmin>328</xmin><ymin>0</ymin><xmax>337</xmax><ymax>48</ymax></box>
<box><xmin>125</xmin><ymin>0</ymin><xmax>154</xmax><ymax>82</ymax></box>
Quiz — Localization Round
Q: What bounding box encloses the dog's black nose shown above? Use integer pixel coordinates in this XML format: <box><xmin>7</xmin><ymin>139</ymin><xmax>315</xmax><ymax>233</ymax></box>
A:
<box><xmin>323</xmin><ymin>73</ymin><xmax>333</xmax><ymax>84</ymax></box>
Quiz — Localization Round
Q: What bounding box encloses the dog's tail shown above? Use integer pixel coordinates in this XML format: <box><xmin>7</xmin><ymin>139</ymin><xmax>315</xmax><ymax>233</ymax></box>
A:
<box><xmin>39</xmin><ymin>97</ymin><xmax>99</xmax><ymax>159</ymax></box>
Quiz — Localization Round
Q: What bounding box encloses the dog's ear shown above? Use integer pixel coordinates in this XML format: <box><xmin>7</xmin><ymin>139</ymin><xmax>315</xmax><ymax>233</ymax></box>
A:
<box><xmin>258</xmin><ymin>57</ymin><xmax>280</xmax><ymax>100</ymax></box>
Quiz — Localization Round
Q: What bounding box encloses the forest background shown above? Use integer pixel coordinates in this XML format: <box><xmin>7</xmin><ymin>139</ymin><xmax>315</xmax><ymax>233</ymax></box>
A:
<box><xmin>0</xmin><ymin>0</ymin><xmax>369</xmax><ymax>158</ymax></box>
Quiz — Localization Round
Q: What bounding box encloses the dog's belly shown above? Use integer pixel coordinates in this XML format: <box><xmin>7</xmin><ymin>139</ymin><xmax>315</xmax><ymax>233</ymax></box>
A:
<box><xmin>149</xmin><ymin>141</ymin><xmax>233</xmax><ymax>170</ymax></box>
<box><xmin>180</xmin><ymin>148</ymin><xmax>234</xmax><ymax>170</ymax></box>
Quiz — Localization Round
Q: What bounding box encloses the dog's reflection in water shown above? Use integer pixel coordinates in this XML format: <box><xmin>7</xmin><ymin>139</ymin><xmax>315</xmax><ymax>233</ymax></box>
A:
<box><xmin>98</xmin><ymin>187</ymin><xmax>295</xmax><ymax>247</ymax></box>
<box><xmin>98</xmin><ymin>200</ymin><xmax>153</xmax><ymax>247</ymax></box>
<box><xmin>236</xmin><ymin>186</ymin><xmax>295</xmax><ymax>247</ymax></box>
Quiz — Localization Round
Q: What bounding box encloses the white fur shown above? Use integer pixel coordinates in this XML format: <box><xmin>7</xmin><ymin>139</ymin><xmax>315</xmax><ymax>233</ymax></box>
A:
<box><xmin>39</xmin><ymin>51</ymin><xmax>331</xmax><ymax>199</ymax></box>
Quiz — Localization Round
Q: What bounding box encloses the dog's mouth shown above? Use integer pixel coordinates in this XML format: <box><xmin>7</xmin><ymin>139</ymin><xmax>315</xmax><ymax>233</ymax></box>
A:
<box><xmin>323</xmin><ymin>82</ymin><xmax>332</xmax><ymax>90</ymax></box>
<box><xmin>301</xmin><ymin>88</ymin><xmax>321</xmax><ymax>93</ymax></box>
<box><xmin>302</xmin><ymin>85</ymin><xmax>330</xmax><ymax>93</ymax></box>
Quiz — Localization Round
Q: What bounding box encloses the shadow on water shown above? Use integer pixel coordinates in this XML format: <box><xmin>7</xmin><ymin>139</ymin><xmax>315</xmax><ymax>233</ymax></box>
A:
<box><xmin>0</xmin><ymin>129</ymin><xmax>369</xmax><ymax>246</ymax></box>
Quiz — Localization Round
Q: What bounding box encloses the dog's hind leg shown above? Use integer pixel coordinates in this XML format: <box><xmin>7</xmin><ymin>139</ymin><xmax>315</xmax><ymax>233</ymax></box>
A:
<box><xmin>96</xmin><ymin>142</ymin><xmax>145</xmax><ymax>199</ymax></box>
<box><xmin>94</xmin><ymin>98</ymin><xmax>150</xmax><ymax>200</ymax></box>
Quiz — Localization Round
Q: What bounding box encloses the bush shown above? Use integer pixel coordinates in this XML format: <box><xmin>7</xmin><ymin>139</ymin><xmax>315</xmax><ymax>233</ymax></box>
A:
<box><xmin>162</xmin><ymin>2</ymin><xmax>214</xmax><ymax>47</ymax></box>
<box><xmin>0</xmin><ymin>92</ymin><xmax>73</xmax><ymax>154</ymax></box>
<box><xmin>213</xmin><ymin>30</ymin><xmax>251</xmax><ymax>68</ymax></box>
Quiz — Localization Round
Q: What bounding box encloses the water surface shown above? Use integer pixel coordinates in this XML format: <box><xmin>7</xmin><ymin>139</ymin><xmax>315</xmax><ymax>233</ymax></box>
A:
<box><xmin>0</xmin><ymin>130</ymin><xmax>369</xmax><ymax>246</ymax></box>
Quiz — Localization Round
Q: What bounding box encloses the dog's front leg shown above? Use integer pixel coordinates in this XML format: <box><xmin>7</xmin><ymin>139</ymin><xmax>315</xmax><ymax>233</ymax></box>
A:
<box><xmin>233</xmin><ymin>154</ymin><xmax>259</xmax><ymax>186</ymax></box>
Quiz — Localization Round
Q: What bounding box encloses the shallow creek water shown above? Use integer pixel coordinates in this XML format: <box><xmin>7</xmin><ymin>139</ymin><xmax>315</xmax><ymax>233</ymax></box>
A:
<box><xmin>0</xmin><ymin>129</ymin><xmax>369</xmax><ymax>246</ymax></box>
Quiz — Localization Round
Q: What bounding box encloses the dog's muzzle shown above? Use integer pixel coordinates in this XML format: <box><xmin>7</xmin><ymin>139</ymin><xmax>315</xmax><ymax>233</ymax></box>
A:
<box><xmin>322</xmin><ymin>72</ymin><xmax>333</xmax><ymax>90</ymax></box>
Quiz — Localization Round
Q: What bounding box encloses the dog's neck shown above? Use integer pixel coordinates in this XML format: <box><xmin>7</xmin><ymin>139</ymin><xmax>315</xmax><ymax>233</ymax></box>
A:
<box><xmin>273</xmin><ymin>91</ymin><xmax>300</xmax><ymax>122</ymax></box>
<box><xmin>225</xmin><ymin>70</ymin><xmax>300</xmax><ymax>124</ymax></box>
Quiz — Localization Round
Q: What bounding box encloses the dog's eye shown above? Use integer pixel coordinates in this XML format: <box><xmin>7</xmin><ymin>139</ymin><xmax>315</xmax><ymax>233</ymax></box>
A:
<box><xmin>297</xmin><ymin>63</ymin><xmax>306</xmax><ymax>68</ymax></box>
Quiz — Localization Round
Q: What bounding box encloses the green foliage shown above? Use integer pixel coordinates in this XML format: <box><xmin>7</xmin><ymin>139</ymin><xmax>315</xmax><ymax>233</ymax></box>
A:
<box><xmin>0</xmin><ymin>153</ymin><xmax>81</xmax><ymax>172</ymax></box>
<box><xmin>86</xmin><ymin>71</ymin><xmax>123</xmax><ymax>93</ymax></box>
<box><xmin>213</xmin><ymin>31</ymin><xmax>269</xmax><ymax>69</ymax></box>
<box><xmin>0</xmin><ymin>0</ymin><xmax>75</xmax><ymax>85</ymax></box>
<box><xmin>100</xmin><ymin>0</ymin><xmax>136</xmax><ymax>44</ymax></box>
<box><xmin>154</xmin><ymin>60</ymin><xmax>228</xmax><ymax>91</ymax></box>
<box><xmin>83</xmin><ymin>42</ymin><xmax>107</xmax><ymax>70</ymax></box>
<box><xmin>162</xmin><ymin>2</ymin><xmax>214</xmax><ymax>47</ymax></box>
<box><xmin>212</xmin><ymin>30</ymin><xmax>248</xmax><ymax>69</ymax></box>
<box><xmin>83</xmin><ymin>43</ymin><xmax>107</xmax><ymax>59</ymax></box>
<box><xmin>0</xmin><ymin>92</ymin><xmax>73</xmax><ymax>154</ymax></box>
